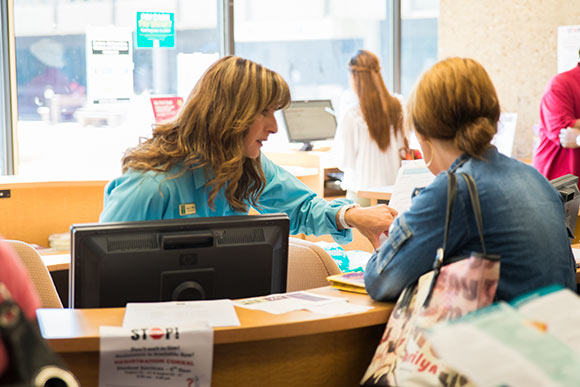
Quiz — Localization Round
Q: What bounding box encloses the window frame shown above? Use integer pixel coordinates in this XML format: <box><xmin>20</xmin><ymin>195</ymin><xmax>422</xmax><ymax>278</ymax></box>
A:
<box><xmin>1</xmin><ymin>0</ymin><xmax>16</xmax><ymax>175</ymax></box>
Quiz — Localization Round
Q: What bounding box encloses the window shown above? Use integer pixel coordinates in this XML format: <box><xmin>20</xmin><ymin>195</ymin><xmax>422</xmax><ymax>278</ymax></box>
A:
<box><xmin>10</xmin><ymin>0</ymin><xmax>219</xmax><ymax>178</ymax></box>
<box><xmin>1</xmin><ymin>0</ymin><xmax>439</xmax><ymax>176</ymax></box>
<box><xmin>234</xmin><ymin>0</ymin><xmax>438</xmax><ymax>150</ymax></box>
<box><xmin>235</xmin><ymin>0</ymin><xmax>395</xmax><ymax>148</ymax></box>
<box><xmin>401</xmin><ymin>0</ymin><xmax>438</xmax><ymax>97</ymax></box>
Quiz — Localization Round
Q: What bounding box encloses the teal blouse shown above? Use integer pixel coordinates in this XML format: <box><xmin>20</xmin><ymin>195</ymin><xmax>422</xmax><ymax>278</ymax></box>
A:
<box><xmin>99</xmin><ymin>154</ymin><xmax>353</xmax><ymax>244</ymax></box>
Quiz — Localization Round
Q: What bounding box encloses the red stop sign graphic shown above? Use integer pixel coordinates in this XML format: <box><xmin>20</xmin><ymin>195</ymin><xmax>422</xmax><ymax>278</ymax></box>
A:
<box><xmin>149</xmin><ymin>327</ymin><xmax>164</xmax><ymax>340</ymax></box>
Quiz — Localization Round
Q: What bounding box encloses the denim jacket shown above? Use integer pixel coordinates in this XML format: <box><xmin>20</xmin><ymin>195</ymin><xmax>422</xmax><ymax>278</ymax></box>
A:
<box><xmin>364</xmin><ymin>147</ymin><xmax>576</xmax><ymax>302</ymax></box>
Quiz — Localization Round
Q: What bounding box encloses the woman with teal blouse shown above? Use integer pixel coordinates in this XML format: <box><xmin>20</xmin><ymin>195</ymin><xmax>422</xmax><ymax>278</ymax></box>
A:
<box><xmin>100</xmin><ymin>56</ymin><xmax>396</xmax><ymax>248</ymax></box>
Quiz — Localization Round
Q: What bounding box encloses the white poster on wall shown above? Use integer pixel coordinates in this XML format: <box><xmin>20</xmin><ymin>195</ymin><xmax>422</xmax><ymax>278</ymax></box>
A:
<box><xmin>492</xmin><ymin>112</ymin><xmax>518</xmax><ymax>157</ymax></box>
<box><xmin>557</xmin><ymin>25</ymin><xmax>580</xmax><ymax>74</ymax></box>
<box><xmin>86</xmin><ymin>26</ymin><xmax>134</xmax><ymax>104</ymax></box>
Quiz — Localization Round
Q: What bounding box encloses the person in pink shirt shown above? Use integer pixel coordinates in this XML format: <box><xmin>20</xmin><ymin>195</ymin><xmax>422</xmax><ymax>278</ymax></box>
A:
<box><xmin>0</xmin><ymin>239</ymin><xmax>41</xmax><ymax>378</ymax></box>
<box><xmin>533</xmin><ymin>53</ymin><xmax>580</xmax><ymax>180</ymax></box>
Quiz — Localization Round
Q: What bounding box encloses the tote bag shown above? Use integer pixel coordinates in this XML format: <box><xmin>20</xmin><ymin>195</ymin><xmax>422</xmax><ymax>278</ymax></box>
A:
<box><xmin>361</xmin><ymin>172</ymin><xmax>500</xmax><ymax>387</ymax></box>
<box><xmin>0</xmin><ymin>283</ymin><xmax>79</xmax><ymax>387</ymax></box>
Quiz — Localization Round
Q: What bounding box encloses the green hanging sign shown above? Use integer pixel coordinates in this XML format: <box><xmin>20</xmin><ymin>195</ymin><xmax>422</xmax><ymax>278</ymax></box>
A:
<box><xmin>136</xmin><ymin>12</ymin><xmax>175</xmax><ymax>48</ymax></box>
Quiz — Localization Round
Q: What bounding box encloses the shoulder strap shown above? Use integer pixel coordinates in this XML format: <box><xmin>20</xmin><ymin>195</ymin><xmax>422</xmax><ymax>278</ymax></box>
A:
<box><xmin>442</xmin><ymin>172</ymin><xmax>457</xmax><ymax>256</ymax></box>
<box><xmin>441</xmin><ymin>172</ymin><xmax>486</xmax><ymax>261</ymax></box>
<box><xmin>425</xmin><ymin>171</ymin><xmax>484</xmax><ymax>308</ymax></box>
<box><xmin>424</xmin><ymin>172</ymin><xmax>457</xmax><ymax>307</ymax></box>
<box><xmin>460</xmin><ymin>173</ymin><xmax>486</xmax><ymax>254</ymax></box>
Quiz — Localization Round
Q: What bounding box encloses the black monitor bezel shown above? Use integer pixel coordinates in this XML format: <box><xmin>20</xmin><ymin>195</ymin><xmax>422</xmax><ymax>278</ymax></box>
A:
<box><xmin>69</xmin><ymin>214</ymin><xmax>290</xmax><ymax>308</ymax></box>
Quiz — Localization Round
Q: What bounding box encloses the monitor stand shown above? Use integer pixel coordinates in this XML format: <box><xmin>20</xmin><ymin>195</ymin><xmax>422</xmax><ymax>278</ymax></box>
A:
<box><xmin>300</xmin><ymin>142</ymin><xmax>314</xmax><ymax>151</ymax></box>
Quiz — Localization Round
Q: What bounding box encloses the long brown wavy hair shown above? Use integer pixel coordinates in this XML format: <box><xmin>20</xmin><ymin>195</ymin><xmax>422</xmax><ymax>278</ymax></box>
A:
<box><xmin>405</xmin><ymin>57</ymin><xmax>500</xmax><ymax>158</ymax></box>
<box><xmin>349</xmin><ymin>50</ymin><xmax>403</xmax><ymax>151</ymax></box>
<box><xmin>122</xmin><ymin>56</ymin><xmax>291</xmax><ymax>212</ymax></box>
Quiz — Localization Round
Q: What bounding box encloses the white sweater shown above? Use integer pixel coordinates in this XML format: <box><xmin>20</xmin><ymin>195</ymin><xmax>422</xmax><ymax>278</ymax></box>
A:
<box><xmin>331</xmin><ymin>103</ymin><xmax>404</xmax><ymax>191</ymax></box>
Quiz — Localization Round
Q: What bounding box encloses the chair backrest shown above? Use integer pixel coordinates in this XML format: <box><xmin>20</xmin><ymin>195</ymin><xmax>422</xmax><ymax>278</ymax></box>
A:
<box><xmin>3</xmin><ymin>240</ymin><xmax>63</xmax><ymax>308</ymax></box>
<box><xmin>287</xmin><ymin>237</ymin><xmax>342</xmax><ymax>292</ymax></box>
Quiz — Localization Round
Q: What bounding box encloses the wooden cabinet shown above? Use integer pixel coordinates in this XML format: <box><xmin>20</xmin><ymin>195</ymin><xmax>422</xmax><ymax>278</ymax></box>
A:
<box><xmin>264</xmin><ymin>150</ymin><xmax>345</xmax><ymax>199</ymax></box>
<box><xmin>324</xmin><ymin>167</ymin><xmax>346</xmax><ymax>198</ymax></box>
<box><xmin>0</xmin><ymin>177</ymin><xmax>107</xmax><ymax>247</ymax></box>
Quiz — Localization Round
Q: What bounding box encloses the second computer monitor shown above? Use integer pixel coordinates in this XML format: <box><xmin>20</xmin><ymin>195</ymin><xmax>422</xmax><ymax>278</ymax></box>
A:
<box><xmin>550</xmin><ymin>174</ymin><xmax>580</xmax><ymax>241</ymax></box>
<box><xmin>282</xmin><ymin>99</ymin><xmax>337</xmax><ymax>151</ymax></box>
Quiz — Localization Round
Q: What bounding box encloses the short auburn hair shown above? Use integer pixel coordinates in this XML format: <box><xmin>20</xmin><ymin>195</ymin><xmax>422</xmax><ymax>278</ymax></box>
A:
<box><xmin>405</xmin><ymin>57</ymin><xmax>500</xmax><ymax>158</ymax></box>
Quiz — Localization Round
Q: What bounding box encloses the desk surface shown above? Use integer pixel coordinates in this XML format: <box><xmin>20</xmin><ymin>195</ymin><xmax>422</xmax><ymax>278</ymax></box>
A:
<box><xmin>38</xmin><ymin>286</ymin><xmax>392</xmax><ymax>351</ymax></box>
<box><xmin>39</xmin><ymin>250</ymin><xmax>70</xmax><ymax>272</ymax></box>
<box><xmin>38</xmin><ymin>287</ymin><xmax>393</xmax><ymax>386</ymax></box>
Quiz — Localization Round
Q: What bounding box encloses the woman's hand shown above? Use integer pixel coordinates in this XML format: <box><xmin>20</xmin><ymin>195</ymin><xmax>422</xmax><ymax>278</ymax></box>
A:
<box><xmin>343</xmin><ymin>204</ymin><xmax>398</xmax><ymax>249</ymax></box>
<box><xmin>559</xmin><ymin>127</ymin><xmax>580</xmax><ymax>148</ymax></box>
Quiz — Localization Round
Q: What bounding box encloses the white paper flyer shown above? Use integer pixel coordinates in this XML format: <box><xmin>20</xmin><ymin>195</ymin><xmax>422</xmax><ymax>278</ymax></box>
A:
<box><xmin>388</xmin><ymin>159</ymin><xmax>435</xmax><ymax>214</ymax></box>
<box><xmin>234</xmin><ymin>291</ymin><xmax>346</xmax><ymax>314</ymax></box>
<box><xmin>99</xmin><ymin>322</ymin><xmax>213</xmax><ymax>387</ymax></box>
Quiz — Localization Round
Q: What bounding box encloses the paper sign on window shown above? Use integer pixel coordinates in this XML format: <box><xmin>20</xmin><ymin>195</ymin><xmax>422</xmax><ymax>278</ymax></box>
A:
<box><xmin>151</xmin><ymin>96</ymin><xmax>184</xmax><ymax>123</ymax></box>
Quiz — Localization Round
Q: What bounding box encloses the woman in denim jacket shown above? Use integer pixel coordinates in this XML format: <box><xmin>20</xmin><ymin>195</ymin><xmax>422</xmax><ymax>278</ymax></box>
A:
<box><xmin>364</xmin><ymin>57</ymin><xmax>576</xmax><ymax>302</ymax></box>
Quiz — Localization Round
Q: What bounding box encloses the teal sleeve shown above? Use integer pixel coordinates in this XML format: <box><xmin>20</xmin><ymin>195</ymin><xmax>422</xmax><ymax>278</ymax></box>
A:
<box><xmin>258</xmin><ymin>155</ymin><xmax>354</xmax><ymax>244</ymax></box>
<box><xmin>99</xmin><ymin>171</ymin><xmax>170</xmax><ymax>222</ymax></box>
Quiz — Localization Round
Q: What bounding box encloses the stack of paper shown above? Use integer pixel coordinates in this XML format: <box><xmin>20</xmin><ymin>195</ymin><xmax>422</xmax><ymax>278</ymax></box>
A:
<box><xmin>326</xmin><ymin>272</ymin><xmax>367</xmax><ymax>294</ymax></box>
<box><xmin>234</xmin><ymin>291</ymin><xmax>372</xmax><ymax>316</ymax></box>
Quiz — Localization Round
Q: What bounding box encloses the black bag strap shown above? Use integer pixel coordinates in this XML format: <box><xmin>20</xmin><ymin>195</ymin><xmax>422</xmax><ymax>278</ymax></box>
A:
<box><xmin>425</xmin><ymin>173</ymin><xmax>458</xmax><ymax>306</ymax></box>
<box><xmin>424</xmin><ymin>171</ymin><xmax>485</xmax><ymax>307</ymax></box>
<box><xmin>440</xmin><ymin>172</ymin><xmax>487</xmax><ymax>264</ymax></box>
<box><xmin>441</xmin><ymin>172</ymin><xmax>458</xmax><ymax>256</ymax></box>
<box><xmin>461</xmin><ymin>173</ymin><xmax>486</xmax><ymax>255</ymax></box>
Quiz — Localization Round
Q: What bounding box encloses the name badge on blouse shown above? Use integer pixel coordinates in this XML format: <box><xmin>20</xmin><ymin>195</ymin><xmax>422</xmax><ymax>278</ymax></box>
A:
<box><xmin>179</xmin><ymin>203</ymin><xmax>197</xmax><ymax>216</ymax></box>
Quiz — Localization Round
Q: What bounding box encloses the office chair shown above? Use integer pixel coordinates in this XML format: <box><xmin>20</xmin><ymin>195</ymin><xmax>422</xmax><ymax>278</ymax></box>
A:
<box><xmin>287</xmin><ymin>237</ymin><xmax>342</xmax><ymax>292</ymax></box>
<box><xmin>3</xmin><ymin>240</ymin><xmax>63</xmax><ymax>308</ymax></box>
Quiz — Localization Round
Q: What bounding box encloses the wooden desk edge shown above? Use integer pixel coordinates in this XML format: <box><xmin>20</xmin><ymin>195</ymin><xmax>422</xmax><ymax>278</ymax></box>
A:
<box><xmin>39</xmin><ymin>287</ymin><xmax>392</xmax><ymax>353</ymax></box>
<box><xmin>39</xmin><ymin>251</ymin><xmax>71</xmax><ymax>272</ymax></box>
<box><xmin>215</xmin><ymin>303</ymin><xmax>392</xmax><ymax>344</ymax></box>
<box><xmin>46</xmin><ymin>263</ymin><xmax>70</xmax><ymax>272</ymax></box>
<box><xmin>357</xmin><ymin>189</ymin><xmax>393</xmax><ymax>201</ymax></box>
<box><xmin>0</xmin><ymin>179</ymin><xmax>109</xmax><ymax>189</ymax></box>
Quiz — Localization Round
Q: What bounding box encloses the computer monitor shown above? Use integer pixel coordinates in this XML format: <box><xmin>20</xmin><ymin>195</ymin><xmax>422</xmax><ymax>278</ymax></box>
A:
<box><xmin>550</xmin><ymin>174</ymin><xmax>580</xmax><ymax>241</ymax></box>
<box><xmin>282</xmin><ymin>99</ymin><xmax>337</xmax><ymax>151</ymax></box>
<box><xmin>69</xmin><ymin>214</ymin><xmax>290</xmax><ymax>308</ymax></box>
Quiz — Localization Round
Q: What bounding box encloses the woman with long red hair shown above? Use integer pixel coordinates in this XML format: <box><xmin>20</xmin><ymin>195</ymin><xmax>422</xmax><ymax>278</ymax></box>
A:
<box><xmin>333</xmin><ymin>49</ymin><xmax>406</xmax><ymax>206</ymax></box>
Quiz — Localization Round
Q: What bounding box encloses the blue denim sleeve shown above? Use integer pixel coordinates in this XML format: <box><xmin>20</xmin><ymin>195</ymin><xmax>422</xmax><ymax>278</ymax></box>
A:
<box><xmin>364</xmin><ymin>213</ymin><xmax>416</xmax><ymax>301</ymax></box>
<box><xmin>258</xmin><ymin>155</ymin><xmax>353</xmax><ymax>244</ymax></box>
<box><xmin>364</xmin><ymin>172</ymin><xmax>468</xmax><ymax>301</ymax></box>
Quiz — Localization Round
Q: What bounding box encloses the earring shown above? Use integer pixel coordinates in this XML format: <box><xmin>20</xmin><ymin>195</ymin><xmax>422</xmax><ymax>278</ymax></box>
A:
<box><xmin>424</xmin><ymin>140</ymin><xmax>434</xmax><ymax>168</ymax></box>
